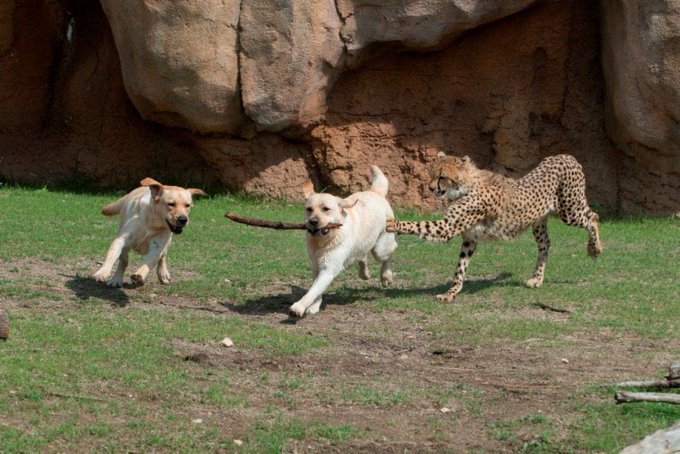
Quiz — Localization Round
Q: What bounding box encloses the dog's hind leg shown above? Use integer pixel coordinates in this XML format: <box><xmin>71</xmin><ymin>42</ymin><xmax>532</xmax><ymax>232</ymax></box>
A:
<box><xmin>372</xmin><ymin>233</ymin><xmax>397</xmax><ymax>287</ymax></box>
<box><xmin>358</xmin><ymin>256</ymin><xmax>371</xmax><ymax>280</ymax></box>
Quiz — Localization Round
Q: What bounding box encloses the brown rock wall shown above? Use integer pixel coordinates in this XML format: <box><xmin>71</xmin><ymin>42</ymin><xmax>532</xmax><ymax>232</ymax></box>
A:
<box><xmin>312</xmin><ymin>1</ymin><xmax>618</xmax><ymax>211</ymax></box>
<box><xmin>0</xmin><ymin>0</ymin><xmax>678</xmax><ymax>215</ymax></box>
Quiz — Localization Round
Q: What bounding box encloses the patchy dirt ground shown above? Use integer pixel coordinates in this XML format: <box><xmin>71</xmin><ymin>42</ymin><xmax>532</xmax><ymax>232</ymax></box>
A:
<box><xmin>1</xmin><ymin>257</ymin><xmax>677</xmax><ymax>452</ymax></box>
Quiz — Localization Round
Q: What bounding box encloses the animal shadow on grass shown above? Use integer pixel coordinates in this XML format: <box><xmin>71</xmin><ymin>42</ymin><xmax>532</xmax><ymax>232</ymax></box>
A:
<box><xmin>383</xmin><ymin>271</ymin><xmax>515</xmax><ymax>298</ymax></box>
<box><xmin>221</xmin><ymin>272</ymin><xmax>514</xmax><ymax>321</ymax></box>
<box><xmin>66</xmin><ymin>276</ymin><xmax>130</xmax><ymax>307</ymax></box>
<box><xmin>220</xmin><ymin>285</ymin><xmax>380</xmax><ymax>323</ymax></box>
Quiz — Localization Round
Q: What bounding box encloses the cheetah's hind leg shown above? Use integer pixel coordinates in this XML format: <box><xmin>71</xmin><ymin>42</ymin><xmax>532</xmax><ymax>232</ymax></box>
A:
<box><xmin>586</xmin><ymin>211</ymin><xmax>603</xmax><ymax>258</ymax></box>
<box><xmin>526</xmin><ymin>217</ymin><xmax>550</xmax><ymax>288</ymax></box>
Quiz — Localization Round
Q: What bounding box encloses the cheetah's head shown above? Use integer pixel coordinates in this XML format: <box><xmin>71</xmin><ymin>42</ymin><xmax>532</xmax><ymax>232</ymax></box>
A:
<box><xmin>428</xmin><ymin>152</ymin><xmax>476</xmax><ymax>201</ymax></box>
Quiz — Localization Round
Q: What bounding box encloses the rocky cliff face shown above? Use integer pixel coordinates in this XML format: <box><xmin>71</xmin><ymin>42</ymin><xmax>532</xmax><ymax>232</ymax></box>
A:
<box><xmin>1</xmin><ymin>0</ymin><xmax>678</xmax><ymax>214</ymax></box>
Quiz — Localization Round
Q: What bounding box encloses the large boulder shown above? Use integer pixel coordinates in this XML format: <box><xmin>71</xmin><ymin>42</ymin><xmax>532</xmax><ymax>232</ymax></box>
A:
<box><xmin>0</xmin><ymin>0</ymin><xmax>64</xmax><ymax>133</ymax></box>
<box><xmin>239</xmin><ymin>0</ymin><xmax>345</xmax><ymax>132</ymax></box>
<box><xmin>600</xmin><ymin>0</ymin><xmax>680</xmax><ymax>213</ymax></box>
<box><xmin>338</xmin><ymin>0</ymin><xmax>538</xmax><ymax>66</ymax></box>
<box><xmin>99</xmin><ymin>0</ymin><xmax>245</xmax><ymax>134</ymax></box>
<box><xmin>620</xmin><ymin>421</ymin><xmax>680</xmax><ymax>454</ymax></box>
<box><xmin>100</xmin><ymin>0</ymin><xmax>540</xmax><ymax>133</ymax></box>
<box><xmin>3</xmin><ymin>0</ymin><xmax>679</xmax><ymax>215</ymax></box>
<box><xmin>0</xmin><ymin>0</ymin><xmax>14</xmax><ymax>56</ymax></box>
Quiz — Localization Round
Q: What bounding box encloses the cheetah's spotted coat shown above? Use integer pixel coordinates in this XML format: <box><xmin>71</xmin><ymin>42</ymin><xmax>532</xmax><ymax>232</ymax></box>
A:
<box><xmin>386</xmin><ymin>153</ymin><xmax>603</xmax><ymax>301</ymax></box>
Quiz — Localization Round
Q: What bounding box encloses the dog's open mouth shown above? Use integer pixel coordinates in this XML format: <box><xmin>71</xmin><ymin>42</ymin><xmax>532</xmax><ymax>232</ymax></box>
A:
<box><xmin>166</xmin><ymin>220</ymin><xmax>184</xmax><ymax>234</ymax></box>
<box><xmin>307</xmin><ymin>227</ymin><xmax>331</xmax><ymax>237</ymax></box>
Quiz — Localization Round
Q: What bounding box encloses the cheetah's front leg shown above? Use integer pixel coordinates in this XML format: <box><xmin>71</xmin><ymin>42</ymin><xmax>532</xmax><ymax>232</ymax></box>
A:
<box><xmin>385</xmin><ymin>218</ymin><xmax>456</xmax><ymax>242</ymax></box>
<box><xmin>436</xmin><ymin>240</ymin><xmax>477</xmax><ymax>301</ymax></box>
<box><xmin>386</xmin><ymin>217</ymin><xmax>478</xmax><ymax>301</ymax></box>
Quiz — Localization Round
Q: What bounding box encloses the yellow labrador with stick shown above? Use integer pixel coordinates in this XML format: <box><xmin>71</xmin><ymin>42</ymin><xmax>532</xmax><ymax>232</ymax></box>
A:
<box><xmin>93</xmin><ymin>178</ymin><xmax>206</xmax><ymax>288</ymax></box>
<box><xmin>289</xmin><ymin>166</ymin><xmax>398</xmax><ymax>317</ymax></box>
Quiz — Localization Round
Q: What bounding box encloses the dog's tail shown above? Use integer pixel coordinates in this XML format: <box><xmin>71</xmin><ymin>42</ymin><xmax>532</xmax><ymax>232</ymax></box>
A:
<box><xmin>369</xmin><ymin>166</ymin><xmax>389</xmax><ymax>197</ymax></box>
<box><xmin>101</xmin><ymin>198</ymin><xmax>125</xmax><ymax>216</ymax></box>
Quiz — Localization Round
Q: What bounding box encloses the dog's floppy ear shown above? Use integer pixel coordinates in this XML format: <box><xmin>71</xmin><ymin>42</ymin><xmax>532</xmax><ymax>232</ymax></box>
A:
<box><xmin>339</xmin><ymin>197</ymin><xmax>359</xmax><ymax>211</ymax></box>
<box><xmin>302</xmin><ymin>180</ymin><xmax>315</xmax><ymax>198</ymax></box>
<box><xmin>140</xmin><ymin>177</ymin><xmax>163</xmax><ymax>201</ymax></box>
<box><xmin>188</xmin><ymin>188</ymin><xmax>207</xmax><ymax>197</ymax></box>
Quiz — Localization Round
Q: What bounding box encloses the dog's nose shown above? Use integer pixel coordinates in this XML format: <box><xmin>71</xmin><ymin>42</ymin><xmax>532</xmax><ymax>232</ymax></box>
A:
<box><xmin>177</xmin><ymin>215</ymin><xmax>188</xmax><ymax>226</ymax></box>
<box><xmin>308</xmin><ymin>218</ymin><xmax>319</xmax><ymax>227</ymax></box>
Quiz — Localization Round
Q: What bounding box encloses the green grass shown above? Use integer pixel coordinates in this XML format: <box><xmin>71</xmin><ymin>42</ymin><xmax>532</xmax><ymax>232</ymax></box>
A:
<box><xmin>0</xmin><ymin>186</ymin><xmax>679</xmax><ymax>452</ymax></box>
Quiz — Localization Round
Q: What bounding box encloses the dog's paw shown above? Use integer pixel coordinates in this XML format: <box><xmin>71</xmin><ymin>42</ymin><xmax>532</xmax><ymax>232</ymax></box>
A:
<box><xmin>130</xmin><ymin>274</ymin><xmax>145</xmax><ymax>287</ymax></box>
<box><xmin>106</xmin><ymin>277</ymin><xmax>124</xmax><ymax>288</ymax></box>
<box><xmin>306</xmin><ymin>305</ymin><xmax>321</xmax><ymax>315</ymax></box>
<box><xmin>380</xmin><ymin>270</ymin><xmax>393</xmax><ymax>287</ymax></box>
<box><xmin>289</xmin><ymin>302</ymin><xmax>306</xmax><ymax>318</ymax></box>
<box><xmin>157</xmin><ymin>273</ymin><xmax>171</xmax><ymax>285</ymax></box>
<box><xmin>93</xmin><ymin>269</ymin><xmax>110</xmax><ymax>283</ymax></box>
<box><xmin>385</xmin><ymin>217</ymin><xmax>399</xmax><ymax>233</ymax></box>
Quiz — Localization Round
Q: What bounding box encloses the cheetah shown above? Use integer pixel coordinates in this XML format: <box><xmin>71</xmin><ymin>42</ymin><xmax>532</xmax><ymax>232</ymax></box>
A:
<box><xmin>386</xmin><ymin>153</ymin><xmax>603</xmax><ymax>301</ymax></box>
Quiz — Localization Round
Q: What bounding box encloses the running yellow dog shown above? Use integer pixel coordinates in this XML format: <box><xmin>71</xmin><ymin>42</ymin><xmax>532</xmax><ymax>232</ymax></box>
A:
<box><xmin>93</xmin><ymin>178</ymin><xmax>206</xmax><ymax>288</ymax></box>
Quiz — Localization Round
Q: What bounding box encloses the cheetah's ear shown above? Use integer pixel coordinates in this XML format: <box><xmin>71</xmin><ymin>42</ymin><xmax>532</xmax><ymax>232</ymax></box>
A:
<box><xmin>302</xmin><ymin>180</ymin><xmax>315</xmax><ymax>198</ymax></box>
<box><xmin>436</xmin><ymin>151</ymin><xmax>447</xmax><ymax>160</ymax></box>
<box><xmin>461</xmin><ymin>155</ymin><xmax>470</xmax><ymax>164</ymax></box>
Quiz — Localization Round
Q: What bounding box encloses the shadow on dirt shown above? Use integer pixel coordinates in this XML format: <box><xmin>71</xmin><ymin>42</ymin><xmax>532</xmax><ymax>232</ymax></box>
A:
<box><xmin>456</xmin><ymin>271</ymin><xmax>514</xmax><ymax>292</ymax></box>
<box><xmin>220</xmin><ymin>285</ymin><xmax>303</xmax><ymax>317</ymax></box>
<box><xmin>65</xmin><ymin>276</ymin><xmax>130</xmax><ymax>307</ymax></box>
<box><xmin>220</xmin><ymin>272</ymin><xmax>515</xmax><ymax>320</ymax></box>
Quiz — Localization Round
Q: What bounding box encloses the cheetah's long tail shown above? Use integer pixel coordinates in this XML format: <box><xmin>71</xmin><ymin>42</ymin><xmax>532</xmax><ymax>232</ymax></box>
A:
<box><xmin>369</xmin><ymin>166</ymin><xmax>389</xmax><ymax>197</ymax></box>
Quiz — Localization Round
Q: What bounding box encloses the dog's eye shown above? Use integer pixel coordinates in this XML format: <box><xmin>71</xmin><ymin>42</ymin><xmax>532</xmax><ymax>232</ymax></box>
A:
<box><xmin>168</xmin><ymin>202</ymin><xmax>176</xmax><ymax>207</ymax></box>
<box><xmin>306</xmin><ymin>207</ymin><xmax>312</xmax><ymax>213</ymax></box>
<box><xmin>322</xmin><ymin>206</ymin><xmax>330</xmax><ymax>212</ymax></box>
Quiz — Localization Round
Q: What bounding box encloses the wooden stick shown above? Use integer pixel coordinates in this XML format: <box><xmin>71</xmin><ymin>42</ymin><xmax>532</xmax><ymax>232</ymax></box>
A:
<box><xmin>615</xmin><ymin>379</ymin><xmax>680</xmax><ymax>388</ymax></box>
<box><xmin>534</xmin><ymin>302</ymin><xmax>571</xmax><ymax>314</ymax></box>
<box><xmin>615</xmin><ymin>391</ymin><xmax>680</xmax><ymax>404</ymax></box>
<box><xmin>225</xmin><ymin>212</ymin><xmax>342</xmax><ymax>231</ymax></box>
<box><xmin>0</xmin><ymin>308</ymin><xmax>9</xmax><ymax>340</ymax></box>
<box><xmin>46</xmin><ymin>391</ymin><xmax>108</xmax><ymax>402</ymax></box>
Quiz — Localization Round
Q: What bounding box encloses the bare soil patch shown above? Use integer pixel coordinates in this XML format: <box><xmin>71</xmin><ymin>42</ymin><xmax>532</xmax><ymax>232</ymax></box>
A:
<box><xmin>1</xmin><ymin>257</ymin><xmax>675</xmax><ymax>451</ymax></box>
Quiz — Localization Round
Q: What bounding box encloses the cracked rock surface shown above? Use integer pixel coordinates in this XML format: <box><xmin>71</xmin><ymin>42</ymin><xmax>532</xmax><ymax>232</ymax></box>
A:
<box><xmin>0</xmin><ymin>0</ymin><xmax>679</xmax><ymax>214</ymax></box>
<box><xmin>99</xmin><ymin>0</ymin><xmax>538</xmax><ymax>134</ymax></box>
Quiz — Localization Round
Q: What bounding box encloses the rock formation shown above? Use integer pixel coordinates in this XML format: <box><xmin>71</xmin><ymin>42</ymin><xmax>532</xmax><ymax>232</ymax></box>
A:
<box><xmin>0</xmin><ymin>0</ymin><xmax>678</xmax><ymax>215</ymax></box>
<box><xmin>600</xmin><ymin>0</ymin><xmax>680</xmax><ymax>213</ymax></box>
